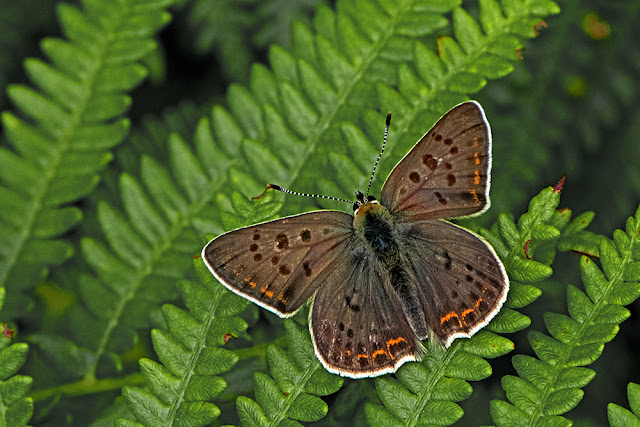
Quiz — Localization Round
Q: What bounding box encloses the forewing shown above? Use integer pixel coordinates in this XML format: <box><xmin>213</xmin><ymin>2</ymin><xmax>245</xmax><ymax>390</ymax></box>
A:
<box><xmin>381</xmin><ymin>101</ymin><xmax>492</xmax><ymax>221</ymax></box>
<box><xmin>399</xmin><ymin>220</ymin><xmax>509</xmax><ymax>346</ymax></box>
<box><xmin>311</xmin><ymin>244</ymin><xmax>421</xmax><ymax>378</ymax></box>
<box><xmin>202</xmin><ymin>211</ymin><xmax>354</xmax><ymax>317</ymax></box>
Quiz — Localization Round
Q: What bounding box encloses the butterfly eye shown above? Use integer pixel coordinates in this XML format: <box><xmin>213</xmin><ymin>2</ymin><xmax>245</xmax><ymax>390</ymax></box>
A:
<box><xmin>353</xmin><ymin>201</ymin><xmax>361</xmax><ymax>212</ymax></box>
<box><xmin>367</xmin><ymin>196</ymin><xmax>377</xmax><ymax>202</ymax></box>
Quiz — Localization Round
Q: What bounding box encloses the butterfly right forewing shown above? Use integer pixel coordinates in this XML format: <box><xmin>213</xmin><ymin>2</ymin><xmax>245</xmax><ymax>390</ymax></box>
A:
<box><xmin>381</xmin><ymin>101</ymin><xmax>492</xmax><ymax>221</ymax></box>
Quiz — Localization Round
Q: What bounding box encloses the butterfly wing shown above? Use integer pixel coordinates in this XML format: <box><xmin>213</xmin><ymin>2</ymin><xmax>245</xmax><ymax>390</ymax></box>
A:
<box><xmin>310</xmin><ymin>243</ymin><xmax>421</xmax><ymax>378</ymax></box>
<box><xmin>380</xmin><ymin>101</ymin><xmax>492</xmax><ymax>221</ymax></box>
<box><xmin>202</xmin><ymin>211</ymin><xmax>354</xmax><ymax>317</ymax></box>
<box><xmin>398</xmin><ymin>219</ymin><xmax>509</xmax><ymax>346</ymax></box>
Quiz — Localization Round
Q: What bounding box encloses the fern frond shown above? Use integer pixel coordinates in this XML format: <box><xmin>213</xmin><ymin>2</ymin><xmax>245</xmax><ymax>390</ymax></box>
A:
<box><xmin>485</xmin><ymin>3</ymin><xmax>640</xmax><ymax>217</ymax></box>
<box><xmin>0</xmin><ymin>0</ymin><xmax>173</xmax><ymax>320</ymax></box>
<box><xmin>608</xmin><ymin>383</ymin><xmax>640</xmax><ymax>427</ymax></box>
<box><xmin>365</xmin><ymin>179</ymin><xmax>585</xmax><ymax>425</ymax></box>
<box><xmin>237</xmin><ymin>320</ymin><xmax>343</xmax><ymax>426</ymax></box>
<box><xmin>326</xmin><ymin>0</ymin><xmax>561</xmax><ymax>207</ymax></box>
<box><xmin>120</xmin><ymin>259</ymin><xmax>249</xmax><ymax>426</ymax></box>
<box><xmin>0</xmin><ymin>288</ymin><xmax>33</xmax><ymax>426</ymax></box>
<box><xmin>43</xmin><ymin>0</ymin><xmax>465</xmax><ymax>385</ymax></box>
<box><xmin>490</xmin><ymin>204</ymin><xmax>640</xmax><ymax>426</ymax></box>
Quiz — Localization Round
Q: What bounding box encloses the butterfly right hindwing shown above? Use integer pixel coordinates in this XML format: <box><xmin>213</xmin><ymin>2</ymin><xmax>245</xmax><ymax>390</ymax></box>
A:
<box><xmin>397</xmin><ymin>219</ymin><xmax>509</xmax><ymax>347</ymax></box>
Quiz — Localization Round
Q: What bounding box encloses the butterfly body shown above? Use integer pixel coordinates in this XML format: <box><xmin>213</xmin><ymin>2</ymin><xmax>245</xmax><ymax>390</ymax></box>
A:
<box><xmin>203</xmin><ymin>101</ymin><xmax>509</xmax><ymax>378</ymax></box>
<box><xmin>354</xmin><ymin>200</ymin><xmax>399</xmax><ymax>267</ymax></box>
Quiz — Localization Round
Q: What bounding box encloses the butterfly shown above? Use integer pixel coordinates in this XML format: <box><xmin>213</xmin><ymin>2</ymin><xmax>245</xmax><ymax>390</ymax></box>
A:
<box><xmin>202</xmin><ymin>101</ymin><xmax>509</xmax><ymax>378</ymax></box>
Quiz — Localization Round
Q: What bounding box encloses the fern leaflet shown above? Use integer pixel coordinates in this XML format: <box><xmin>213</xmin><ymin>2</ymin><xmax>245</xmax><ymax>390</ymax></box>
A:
<box><xmin>365</xmin><ymin>179</ymin><xmax>593</xmax><ymax>425</ymax></box>
<box><xmin>119</xmin><ymin>259</ymin><xmax>250</xmax><ymax>426</ymax></box>
<box><xmin>0</xmin><ymin>288</ymin><xmax>33</xmax><ymax>426</ymax></box>
<box><xmin>0</xmin><ymin>0</ymin><xmax>173</xmax><ymax>320</ymax></box>
<box><xmin>491</xmin><ymin>204</ymin><xmax>640</xmax><ymax>426</ymax></box>
<box><xmin>608</xmin><ymin>383</ymin><xmax>640</xmax><ymax>427</ymax></box>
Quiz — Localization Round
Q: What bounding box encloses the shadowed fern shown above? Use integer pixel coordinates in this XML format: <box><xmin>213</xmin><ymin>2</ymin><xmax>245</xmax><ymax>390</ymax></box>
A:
<box><xmin>0</xmin><ymin>288</ymin><xmax>33</xmax><ymax>426</ymax></box>
<box><xmin>491</xmin><ymin>204</ymin><xmax>640</xmax><ymax>426</ymax></box>
<box><xmin>185</xmin><ymin>0</ymin><xmax>321</xmax><ymax>82</ymax></box>
<box><xmin>0</xmin><ymin>0</ymin><xmax>173</xmax><ymax>320</ymax></box>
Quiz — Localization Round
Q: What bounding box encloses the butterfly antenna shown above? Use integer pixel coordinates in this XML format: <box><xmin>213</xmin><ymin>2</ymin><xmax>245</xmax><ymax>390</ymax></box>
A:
<box><xmin>253</xmin><ymin>184</ymin><xmax>354</xmax><ymax>205</ymax></box>
<box><xmin>365</xmin><ymin>112</ymin><xmax>391</xmax><ymax>198</ymax></box>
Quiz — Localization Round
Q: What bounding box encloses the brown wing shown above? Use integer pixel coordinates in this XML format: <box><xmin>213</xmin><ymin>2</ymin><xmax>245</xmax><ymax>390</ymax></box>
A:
<box><xmin>202</xmin><ymin>210</ymin><xmax>354</xmax><ymax>317</ymax></box>
<box><xmin>310</xmin><ymin>243</ymin><xmax>421</xmax><ymax>378</ymax></box>
<box><xmin>380</xmin><ymin>101</ymin><xmax>492</xmax><ymax>222</ymax></box>
<box><xmin>398</xmin><ymin>219</ymin><xmax>509</xmax><ymax>346</ymax></box>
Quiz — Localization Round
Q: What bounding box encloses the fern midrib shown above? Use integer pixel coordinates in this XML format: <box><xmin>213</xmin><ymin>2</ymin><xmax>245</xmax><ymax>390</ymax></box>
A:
<box><xmin>525</xmin><ymin>234</ymin><xmax>638</xmax><ymax>426</ymax></box>
<box><xmin>86</xmin><ymin>181</ymin><xmax>223</xmax><ymax>378</ymax></box>
<box><xmin>166</xmin><ymin>281</ymin><xmax>224</xmax><ymax>424</ymax></box>
<box><xmin>0</xmin><ymin>6</ymin><xmax>120</xmax><ymax>290</ymax></box>
<box><xmin>285</xmin><ymin>1</ymin><xmax>411</xmax><ymax>192</ymax></box>
<box><xmin>267</xmin><ymin>355</ymin><xmax>321</xmax><ymax>427</ymax></box>
<box><xmin>405</xmin><ymin>343</ymin><xmax>459</xmax><ymax>427</ymax></box>
<box><xmin>387</xmin><ymin>0</ymin><xmax>548</xmax><ymax>169</ymax></box>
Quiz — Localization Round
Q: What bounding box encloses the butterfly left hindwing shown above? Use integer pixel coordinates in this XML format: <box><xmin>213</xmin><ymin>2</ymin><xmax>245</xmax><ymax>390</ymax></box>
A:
<box><xmin>310</xmin><ymin>239</ymin><xmax>421</xmax><ymax>378</ymax></box>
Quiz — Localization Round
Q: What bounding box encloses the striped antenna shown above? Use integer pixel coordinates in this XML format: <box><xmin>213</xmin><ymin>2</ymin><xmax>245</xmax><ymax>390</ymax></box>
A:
<box><xmin>253</xmin><ymin>184</ymin><xmax>354</xmax><ymax>205</ymax></box>
<box><xmin>365</xmin><ymin>112</ymin><xmax>391</xmax><ymax>198</ymax></box>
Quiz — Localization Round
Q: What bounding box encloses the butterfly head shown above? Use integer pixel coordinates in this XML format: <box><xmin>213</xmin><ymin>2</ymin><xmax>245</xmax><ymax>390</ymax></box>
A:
<box><xmin>353</xmin><ymin>190</ymin><xmax>378</xmax><ymax>212</ymax></box>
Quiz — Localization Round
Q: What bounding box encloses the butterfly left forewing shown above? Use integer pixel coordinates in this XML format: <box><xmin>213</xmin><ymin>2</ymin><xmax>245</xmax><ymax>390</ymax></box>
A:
<box><xmin>202</xmin><ymin>211</ymin><xmax>354</xmax><ymax>317</ymax></box>
<box><xmin>398</xmin><ymin>219</ymin><xmax>509</xmax><ymax>346</ymax></box>
<box><xmin>381</xmin><ymin>101</ymin><xmax>492</xmax><ymax>221</ymax></box>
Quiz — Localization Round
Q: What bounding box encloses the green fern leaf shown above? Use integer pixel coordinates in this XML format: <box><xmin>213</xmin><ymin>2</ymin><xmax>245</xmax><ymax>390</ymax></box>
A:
<box><xmin>120</xmin><ymin>259</ymin><xmax>249</xmax><ymax>426</ymax></box>
<box><xmin>0</xmin><ymin>0</ymin><xmax>173</xmax><ymax>320</ymax></box>
<box><xmin>0</xmin><ymin>288</ymin><xmax>33</xmax><ymax>426</ymax></box>
<box><xmin>49</xmin><ymin>0</ymin><xmax>471</xmax><ymax>387</ymax></box>
<box><xmin>237</xmin><ymin>320</ymin><xmax>343</xmax><ymax>426</ymax></box>
<box><xmin>491</xmin><ymin>204</ymin><xmax>640</xmax><ymax>426</ymax></box>
<box><xmin>326</xmin><ymin>0</ymin><xmax>560</xmax><ymax>211</ymax></box>
<box><xmin>609</xmin><ymin>383</ymin><xmax>640</xmax><ymax>427</ymax></box>
<box><xmin>364</xmin><ymin>179</ymin><xmax>583</xmax><ymax>425</ymax></box>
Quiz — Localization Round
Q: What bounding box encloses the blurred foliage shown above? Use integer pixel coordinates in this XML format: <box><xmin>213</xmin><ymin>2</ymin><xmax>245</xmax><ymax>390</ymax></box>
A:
<box><xmin>1</xmin><ymin>0</ymin><xmax>639</xmax><ymax>426</ymax></box>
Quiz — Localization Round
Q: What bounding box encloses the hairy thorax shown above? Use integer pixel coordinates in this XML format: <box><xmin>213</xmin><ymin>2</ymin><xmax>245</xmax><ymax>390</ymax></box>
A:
<box><xmin>353</xmin><ymin>201</ymin><xmax>400</xmax><ymax>268</ymax></box>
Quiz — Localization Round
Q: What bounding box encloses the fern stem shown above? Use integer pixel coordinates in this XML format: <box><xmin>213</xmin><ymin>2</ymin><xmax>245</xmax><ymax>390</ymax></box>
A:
<box><xmin>29</xmin><ymin>373</ymin><xmax>144</xmax><ymax>402</ymax></box>
<box><xmin>526</xmin><ymin>232</ymin><xmax>638</xmax><ymax>426</ymax></box>
<box><xmin>406</xmin><ymin>343</ymin><xmax>460</xmax><ymax>426</ymax></box>
<box><xmin>268</xmin><ymin>360</ymin><xmax>321</xmax><ymax>427</ymax></box>
<box><xmin>233</xmin><ymin>336</ymin><xmax>287</xmax><ymax>360</ymax></box>
<box><xmin>285</xmin><ymin>0</ymin><xmax>409</xmax><ymax>192</ymax></box>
